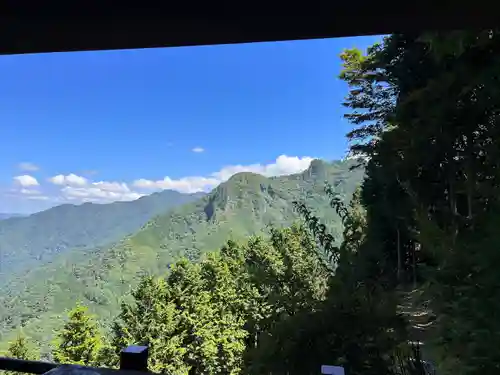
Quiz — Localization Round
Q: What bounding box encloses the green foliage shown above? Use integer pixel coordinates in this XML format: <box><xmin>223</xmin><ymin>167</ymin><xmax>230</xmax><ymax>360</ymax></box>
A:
<box><xmin>294</xmin><ymin>187</ymin><xmax>406</xmax><ymax>375</ymax></box>
<box><xmin>7</xmin><ymin>335</ymin><xmax>30</xmax><ymax>360</ymax></box>
<box><xmin>8</xmin><ymin>29</ymin><xmax>499</xmax><ymax>375</ymax></box>
<box><xmin>107</xmin><ymin>224</ymin><xmax>330</xmax><ymax>375</ymax></box>
<box><xmin>0</xmin><ymin>332</ymin><xmax>39</xmax><ymax>375</ymax></box>
<box><xmin>337</xmin><ymin>30</ymin><xmax>500</xmax><ymax>375</ymax></box>
<box><xmin>0</xmin><ymin>159</ymin><xmax>362</xmax><ymax>355</ymax></box>
<box><xmin>52</xmin><ymin>304</ymin><xmax>103</xmax><ymax>366</ymax></box>
<box><xmin>0</xmin><ymin>190</ymin><xmax>203</xmax><ymax>285</ymax></box>
<box><xmin>5</xmin><ymin>332</ymin><xmax>38</xmax><ymax>360</ymax></box>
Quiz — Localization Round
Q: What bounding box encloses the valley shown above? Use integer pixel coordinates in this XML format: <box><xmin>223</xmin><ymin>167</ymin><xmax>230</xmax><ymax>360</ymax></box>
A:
<box><xmin>2</xmin><ymin>31</ymin><xmax>498</xmax><ymax>374</ymax></box>
<box><xmin>0</xmin><ymin>190</ymin><xmax>204</xmax><ymax>284</ymax></box>
<box><xmin>0</xmin><ymin>159</ymin><xmax>364</xmax><ymax>355</ymax></box>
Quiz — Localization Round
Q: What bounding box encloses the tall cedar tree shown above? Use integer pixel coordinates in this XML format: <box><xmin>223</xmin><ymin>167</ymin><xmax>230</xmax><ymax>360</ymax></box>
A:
<box><xmin>52</xmin><ymin>304</ymin><xmax>103</xmax><ymax>366</ymax></box>
<box><xmin>339</xmin><ymin>30</ymin><xmax>500</xmax><ymax>375</ymax></box>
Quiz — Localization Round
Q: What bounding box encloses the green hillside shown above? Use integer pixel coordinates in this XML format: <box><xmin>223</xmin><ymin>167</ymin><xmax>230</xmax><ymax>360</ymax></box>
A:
<box><xmin>0</xmin><ymin>159</ymin><xmax>364</xmax><ymax>355</ymax></box>
<box><xmin>0</xmin><ymin>190</ymin><xmax>204</xmax><ymax>284</ymax></box>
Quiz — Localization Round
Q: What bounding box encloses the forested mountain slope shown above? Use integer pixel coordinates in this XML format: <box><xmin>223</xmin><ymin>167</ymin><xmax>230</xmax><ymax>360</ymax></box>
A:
<box><xmin>0</xmin><ymin>190</ymin><xmax>204</xmax><ymax>283</ymax></box>
<box><xmin>0</xmin><ymin>159</ymin><xmax>363</xmax><ymax>354</ymax></box>
<box><xmin>7</xmin><ymin>30</ymin><xmax>500</xmax><ymax>375</ymax></box>
<box><xmin>0</xmin><ymin>214</ymin><xmax>25</xmax><ymax>221</ymax></box>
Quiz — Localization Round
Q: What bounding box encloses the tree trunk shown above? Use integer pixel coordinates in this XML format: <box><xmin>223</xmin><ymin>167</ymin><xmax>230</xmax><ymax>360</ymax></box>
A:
<box><xmin>396</xmin><ymin>227</ymin><xmax>402</xmax><ymax>283</ymax></box>
<box><xmin>449</xmin><ymin>177</ymin><xmax>459</xmax><ymax>245</ymax></box>
<box><xmin>412</xmin><ymin>241</ymin><xmax>417</xmax><ymax>288</ymax></box>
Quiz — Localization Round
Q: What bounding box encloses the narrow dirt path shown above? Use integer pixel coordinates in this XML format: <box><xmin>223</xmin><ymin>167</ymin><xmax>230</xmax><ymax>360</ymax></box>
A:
<box><xmin>396</xmin><ymin>287</ymin><xmax>437</xmax><ymax>363</ymax></box>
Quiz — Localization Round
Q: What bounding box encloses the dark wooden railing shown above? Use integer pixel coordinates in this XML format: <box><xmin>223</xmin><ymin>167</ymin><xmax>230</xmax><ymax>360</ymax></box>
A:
<box><xmin>0</xmin><ymin>345</ymin><xmax>152</xmax><ymax>375</ymax></box>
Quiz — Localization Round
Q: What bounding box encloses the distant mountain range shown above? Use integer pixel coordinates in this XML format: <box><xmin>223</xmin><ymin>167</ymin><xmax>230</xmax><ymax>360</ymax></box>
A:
<box><xmin>0</xmin><ymin>159</ymin><xmax>365</xmax><ymax>354</ymax></box>
<box><xmin>0</xmin><ymin>213</ymin><xmax>26</xmax><ymax>220</ymax></box>
<box><xmin>0</xmin><ymin>190</ymin><xmax>204</xmax><ymax>283</ymax></box>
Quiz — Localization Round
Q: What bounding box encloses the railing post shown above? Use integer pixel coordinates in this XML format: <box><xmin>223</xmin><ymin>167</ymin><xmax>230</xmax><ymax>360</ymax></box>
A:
<box><xmin>120</xmin><ymin>345</ymin><xmax>149</xmax><ymax>372</ymax></box>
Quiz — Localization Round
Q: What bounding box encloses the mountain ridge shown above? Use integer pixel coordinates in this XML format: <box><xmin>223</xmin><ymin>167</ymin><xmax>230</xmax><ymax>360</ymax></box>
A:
<box><xmin>0</xmin><ymin>189</ymin><xmax>205</xmax><ymax>283</ymax></box>
<box><xmin>0</xmin><ymin>213</ymin><xmax>26</xmax><ymax>221</ymax></box>
<box><xmin>0</xmin><ymin>159</ymin><xmax>365</xmax><ymax>354</ymax></box>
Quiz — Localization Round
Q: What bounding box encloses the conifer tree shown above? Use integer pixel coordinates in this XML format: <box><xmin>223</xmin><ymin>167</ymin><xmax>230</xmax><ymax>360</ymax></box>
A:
<box><xmin>52</xmin><ymin>303</ymin><xmax>103</xmax><ymax>366</ymax></box>
<box><xmin>3</xmin><ymin>332</ymin><xmax>39</xmax><ymax>375</ymax></box>
<box><xmin>7</xmin><ymin>334</ymin><xmax>31</xmax><ymax>360</ymax></box>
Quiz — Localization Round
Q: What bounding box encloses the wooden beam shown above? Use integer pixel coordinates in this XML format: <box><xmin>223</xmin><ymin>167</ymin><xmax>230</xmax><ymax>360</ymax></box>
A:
<box><xmin>1</xmin><ymin>2</ymin><xmax>498</xmax><ymax>55</ymax></box>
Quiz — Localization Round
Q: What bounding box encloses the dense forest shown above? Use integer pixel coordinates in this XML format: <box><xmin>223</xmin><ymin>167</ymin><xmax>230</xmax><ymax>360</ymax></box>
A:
<box><xmin>2</xmin><ymin>30</ymin><xmax>500</xmax><ymax>375</ymax></box>
<box><xmin>0</xmin><ymin>189</ymin><xmax>204</xmax><ymax>284</ymax></box>
<box><xmin>0</xmin><ymin>160</ymin><xmax>363</xmax><ymax>354</ymax></box>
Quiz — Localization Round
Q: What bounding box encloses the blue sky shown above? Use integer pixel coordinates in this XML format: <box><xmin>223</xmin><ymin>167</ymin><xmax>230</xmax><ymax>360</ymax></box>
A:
<box><xmin>0</xmin><ymin>35</ymin><xmax>382</xmax><ymax>214</ymax></box>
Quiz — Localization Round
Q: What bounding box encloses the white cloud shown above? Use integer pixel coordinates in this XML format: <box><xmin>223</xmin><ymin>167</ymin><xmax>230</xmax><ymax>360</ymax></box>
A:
<box><xmin>13</xmin><ymin>174</ymin><xmax>141</xmax><ymax>205</ymax></box>
<box><xmin>91</xmin><ymin>181</ymin><xmax>131</xmax><ymax>193</ymax></box>
<box><xmin>61</xmin><ymin>185</ymin><xmax>143</xmax><ymax>203</ymax></box>
<box><xmin>20</xmin><ymin>188</ymin><xmax>41</xmax><ymax>195</ymax></box>
<box><xmin>57</xmin><ymin>180</ymin><xmax>142</xmax><ymax>203</ymax></box>
<box><xmin>9</xmin><ymin>155</ymin><xmax>316</xmax><ymax>207</ymax></box>
<box><xmin>18</xmin><ymin>162</ymin><xmax>39</xmax><ymax>172</ymax></box>
<box><xmin>13</xmin><ymin>175</ymin><xmax>39</xmax><ymax>187</ymax></box>
<box><xmin>133</xmin><ymin>154</ymin><xmax>315</xmax><ymax>194</ymax></box>
<box><xmin>5</xmin><ymin>185</ymin><xmax>49</xmax><ymax>203</ymax></box>
<box><xmin>212</xmin><ymin>155</ymin><xmax>315</xmax><ymax>181</ymax></box>
<box><xmin>49</xmin><ymin>173</ymin><xmax>88</xmax><ymax>186</ymax></box>
<box><xmin>134</xmin><ymin>176</ymin><xmax>220</xmax><ymax>194</ymax></box>
<box><xmin>192</xmin><ymin>147</ymin><xmax>205</xmax><ymax>153</ymax></box>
